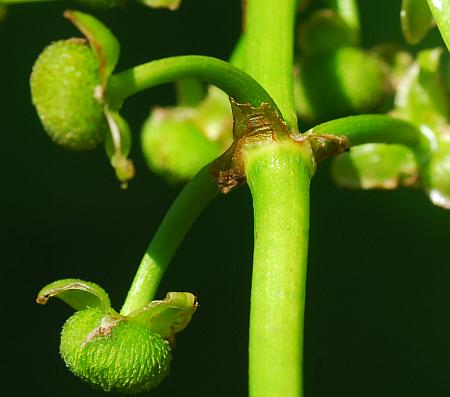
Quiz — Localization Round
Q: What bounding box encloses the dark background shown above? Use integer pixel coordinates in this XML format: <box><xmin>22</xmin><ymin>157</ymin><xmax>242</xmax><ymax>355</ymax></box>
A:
<box><xmin>2</xmin><ymin>1</ymin><xmax>450</xmax><ymax>396</ymax></box>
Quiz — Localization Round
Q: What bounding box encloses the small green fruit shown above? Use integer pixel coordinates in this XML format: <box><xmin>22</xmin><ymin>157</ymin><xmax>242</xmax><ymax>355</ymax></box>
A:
<box><xmin>60</xmin><ymin>307</ymin><xmax>172</xmax><ymax>394</ymax></box>
<box><xmin>294</xmin><ymin>47</ymin><xmax>389</xmax><ymax>123</ymax></box>
<box><xmin>30</xmin><ymin>39</ymin><xmax>108</xmax><ymax>151</ymax></box>
<box><xmin>141</xmin><ymin>108</ymin><xmax>224</xmax><ymax>183</ymax></box>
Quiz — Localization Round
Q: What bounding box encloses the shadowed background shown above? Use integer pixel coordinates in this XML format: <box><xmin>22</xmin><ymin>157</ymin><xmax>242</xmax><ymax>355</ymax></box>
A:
<box><xmin>1</xmin><ymin>1</ymin><xmax>450</xmax><ymax>396</ymax></box>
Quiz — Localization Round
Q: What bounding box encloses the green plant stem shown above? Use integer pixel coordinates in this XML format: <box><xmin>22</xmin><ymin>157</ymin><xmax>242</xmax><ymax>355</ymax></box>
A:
<box><xmin>175</xmin><ymin>79</ymin><xmax>205</xmax><ymax>107</ymax></box>
<box><xmin>120</xmin><ymin>165</ymin><xmax>218</xmax><ymax>315</ymax></box>
<box><xmin>244</xmin><ymin>140</ymin><xmax>312</xmax><ymax>397</ymax></box>
<box><xmin>244</xmin><ymin>1</ymin><xmax>306</xmax><ymax>395</ymax></box>
<box><xmin>245</xmin><ymin>0</ymin><xmax>298</xmax><ymax>129</ymax></box>
<box><xmin>307</xmin><ymin>114</ymin><xmax>426</xmax><ymax>150</ymax></box>
<box><xmin>427</xmin><ymin>0</ymin><xmax>450</xmax><ymax>52</ymax></box>
<box><xmin>174</xmin><ymin>37</ymin><xmax>246</xmax><ymax>107</ymax></box>
<box><xmin>326</xmin><ymin>0</ymin><xmax>360</xmax><ymax>40</ymax></box>
<box><xmin>107</xmin><ymin>55</ymin><xmax>278</xmax><ymax>112</ymax></box>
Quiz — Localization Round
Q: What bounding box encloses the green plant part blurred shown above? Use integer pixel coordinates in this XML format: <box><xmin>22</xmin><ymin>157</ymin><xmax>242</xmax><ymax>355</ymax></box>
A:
<box><xmin>372</xmin><ymin>43</ymin><xmax>414</xmax><ymax>91</ymax></box>
<box><xmin>76</xmin><ymin>0</ymin><xmax>128</xmax><ymax>8</ymax></box>
<box><xmin>422</xmin><ymin>131</ymin><xmax>450</xmax><ymax>208</ymax></box>
<box><xmin>392</xmin><ymin>47</ymin><xmax>450</xmax><ymax>207</ymax></box>
<box><xmin>0</xmin><ymin>5</ymin><xmax>6</xmax><ymax>20</ymax></box>
<box><xmin>401</xmin><ymin>0</ymin><xmax>435</xmax><ymax>45</ymax></box>
<box><xmin>141</xmin><ymin>87</ymin><xmax>232</xmax><ymax>183</ymax></box>
<box><xmin>30</xmin><ymin>39</ymin><xmax>108</xmax><ymax>150</ymax></box>
<box><xmin>332</xmin><ymin>143</ymin><xmax>418</xmax><ymax>189</ymax></box>
<box><xmin>332</xmin><ymin>47</ymin><xmax>450</xmax><ymax>209</ymax></box>
<box><xmin>294</xmin><ymin>46</ymin><xmax>389</xmax><ymax>123</ymax></box>
<box><xmin>0</xmin><ymin>0</ymin><xmax>182</xmax><ymax>10</ymax></box>
<box><xmin>297</xmin><ymin>9</ymin><xmax>357</xmax><ymax>56</ymax></box>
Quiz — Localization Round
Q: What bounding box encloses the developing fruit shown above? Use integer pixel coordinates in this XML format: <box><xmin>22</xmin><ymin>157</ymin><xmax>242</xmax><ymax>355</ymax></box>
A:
<box><xmin>30</xmin><ymin>39</ymin><xmax>108</xmax><ymax>150</ymax></box>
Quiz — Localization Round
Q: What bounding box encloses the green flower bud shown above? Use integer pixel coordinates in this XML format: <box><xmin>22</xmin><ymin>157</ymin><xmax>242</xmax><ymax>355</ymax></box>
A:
<box><xmin>294</xmin><ymin>47</ymin><xmax>389</xmax><ymax>123</ymax></box>
<box><xmin>76</xmin><ymin>0</ymin><xmax>128</xmax><ymax>8</ymax></box>
<box><xmin>141</xmin><ymin>107</ymin><xmax>225</xmax><ymax>183</ymax></box>
<box><xmin>30</xmin><ymin>39</ymin><xmax>108</xmax><ymax>151</ymax></box>
<box><xmin>60</xmin><ymin>307</ymin><xmax>171</xmax><ymax>394</ymax></box>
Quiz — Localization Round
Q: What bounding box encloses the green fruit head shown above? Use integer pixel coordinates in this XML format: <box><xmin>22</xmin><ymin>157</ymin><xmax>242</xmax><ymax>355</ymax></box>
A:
<box><xmin>141</xmin><ymin>108</ymin><xmax>224</xmax><ymax>183</ymax></box>
<box><xmin>30</xmin><ymin>39</ymin><xmax>108</xmax><ymax>151</ymax></box>
<box><xmin>60</xmin><ymin>307</ymin><xmax>172</xmax><ymax>394</ymax></box>
<box><xmin>294</xmin><ymin>47</ymin><xmax>389</xmax><ymax>123</ymax></box>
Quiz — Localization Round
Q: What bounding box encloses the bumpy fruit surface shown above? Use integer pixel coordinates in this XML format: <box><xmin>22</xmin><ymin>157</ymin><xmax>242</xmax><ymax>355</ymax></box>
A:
<box><xmin>295</xmin><ymin>47</ymin><xmax>388</xmax><ymax>123</ymax></box>
<box><xmin>30</xmin><ymin>39</ymin><xmax>107</xmax><ymax>150</ymax></box>
<box><xmin>60</xmin><ymin>308</ymin><xmax>172</xmax><ymax>393</ymax></box>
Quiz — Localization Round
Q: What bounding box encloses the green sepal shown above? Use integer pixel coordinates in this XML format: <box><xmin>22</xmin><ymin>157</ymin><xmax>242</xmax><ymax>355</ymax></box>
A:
<box><xmin>401</xmin><ymin>0</ymin><xmax>435</xmax><ymax>45</ymax></box>
<box><xmin>104</xmin><ymin>109</ymin><xmax>135</xmax><ymax>187</ymax></box>
<box><xmin>128</xmin><ymin>292</ymin><xmax>197</xmax><ymax>343</ymax></box>
<box><xmin>332</xmin><ymin>143</ymin><xmax>418</xmax><ymax>190</ymax></box>
<box><xmin>138</xmin><ymin>0</ymin><xmax>182</xmax><ymax>10</ymax></box>
<box><xmin>64</xmin><ymin>10</ymin><xmax>120</xmax><ymax>88</ymax></box>
<box><xmin>36</xmin><ymin>278</ymin><xmax>111</xmax><ymax>311</ymax></box>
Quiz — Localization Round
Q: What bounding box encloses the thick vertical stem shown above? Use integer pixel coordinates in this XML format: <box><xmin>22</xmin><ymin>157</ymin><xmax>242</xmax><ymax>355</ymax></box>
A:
<box><xmin>245</xmin><ymin>0</ymin><xmax>298</xmax><ymax>130</ymax></box>
<box><xmin>244</xmin><ymin>140</ymin><xmax>312</xmax><ymax>397</ymax></box>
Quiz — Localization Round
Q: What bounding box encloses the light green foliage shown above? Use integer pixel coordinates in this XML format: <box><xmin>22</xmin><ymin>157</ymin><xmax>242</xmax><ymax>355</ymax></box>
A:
<box><xmin>60</xmin><ymin>307</ymin><xmax>172</xmax><ymax>393</ymax></box>
<box><xmin>295</xmin><ymin>47</ymin><xmax>388</xmax><ymax>122</ymax></box>
<box><xmin>30</xmin><ymin>39</ymin><xmax>107</xmax><ymax>150</ymax></box>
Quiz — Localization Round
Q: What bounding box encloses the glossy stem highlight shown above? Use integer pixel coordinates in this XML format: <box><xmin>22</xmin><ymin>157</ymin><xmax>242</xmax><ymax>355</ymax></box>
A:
<box><xmin>108</xmin><ymin>55</ymin><xmax>278</xmax><ymax>112</ymax></box>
